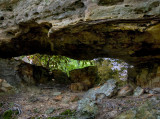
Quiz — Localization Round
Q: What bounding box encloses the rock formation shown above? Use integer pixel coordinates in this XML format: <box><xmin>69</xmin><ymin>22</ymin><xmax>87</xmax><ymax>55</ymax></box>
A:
<box><xmin>70</xmin><ymin>66</ymin><xmax>98</xmax><ymax>91</ymax></box>
<box><xmin>0</xmin><ymin>0</ymin><xmax>160</xmax><ymax>87</ymax></box>
<box><xmin>0</xmin><ymin>58</ymin><xmax>53</xmax><ymax>87</ymax></box>
<box><xmin>0</xmin><ymin>79</ymin><xmax>13</xmax><ymax>92</ymax></box>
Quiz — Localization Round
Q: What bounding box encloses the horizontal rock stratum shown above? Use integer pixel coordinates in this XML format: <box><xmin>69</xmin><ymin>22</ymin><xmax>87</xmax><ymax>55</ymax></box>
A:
<box><xmin>0</xmin><ymin>0</ymin><xmax>160</xmax><ymax>87</ymax></box>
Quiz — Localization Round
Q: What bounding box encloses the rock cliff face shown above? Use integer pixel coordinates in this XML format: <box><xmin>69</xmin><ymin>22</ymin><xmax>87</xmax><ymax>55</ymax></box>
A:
<box><xmin>128</xmin><ymin>63</ymin><xmax>160</xmax><ymax>88</ymax></box>
<box><xmin>0</xmin><ymin>0</ymin><xmax>160</xmax><ymax>87</ymax></box>
<box><xmin>0</xmin><ymin>58</ymin><xmax>52</xmax><ymax>87</ymax></box>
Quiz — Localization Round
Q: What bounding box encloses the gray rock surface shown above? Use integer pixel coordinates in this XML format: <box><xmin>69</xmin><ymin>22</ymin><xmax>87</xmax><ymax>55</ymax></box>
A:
<box><xmin>77</xmin><ymin>98</ymin><xmax>98</xmax><ymax>119</ymax></box>
<box><xmin>0</xmin><ymin>58</ymin><xmax>22</xmax><ymax>87</ymax></box>
<box><xmin>115</xmin><ymin>98</ymin><xmax>160</xmax><ymax>119</ymax></box>
<box><xmin>0</xmin><ymin>58</ymin><xmax>53</xmax><ymax>87</ymax></box>
<box><xmin>0</xmin><ymin>79</ymin><xmax>13</xmax><ymax>92</ymax></box>
<box><xmin>133</xmin><ymin>86</ymin><xmax>144</xmax><ymax>96</ymax></box>
<box><xmin>83</xmin><ymin>79</ymin><xmax>117</xmax><ymax>100</ymax></box>
<box><xmin>118</xmin><ymin>85</ymin><xmax>133</xmax><ymax>97</ymax></box>
<box><xmin>76</xmin><ymin>79</ymin><xmax>117</xmax><ymax>118</ymax></box>
<box><xmin>53</xmin><ymin>92</ymin><xmax>62</xmax><ymax>96</ymax></box>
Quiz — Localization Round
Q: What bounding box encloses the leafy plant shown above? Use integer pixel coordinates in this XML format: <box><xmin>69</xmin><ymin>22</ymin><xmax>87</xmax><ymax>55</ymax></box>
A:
<box><xmin>19</xmin><ymin>55</ymin><xmax>128</xmax><ymax>86</ymax></box>
<box><xmin>60</xmin><ymin>109</ymin><xmax>76</xmax><ymax>116</ymax></box>
<box><xmin>2</xmin><ymin>110</ymin><xmax>18</xmax><ymax>119</ymax></box>
<box><xmin>21</xmin><ymin>54</ymin><xmax>94</xmax><ymax>76</ymax></box>
<box><xmin>95</xmin><ymin>58</ymin><xmax>128</xmax><ymax>86</ymax></box>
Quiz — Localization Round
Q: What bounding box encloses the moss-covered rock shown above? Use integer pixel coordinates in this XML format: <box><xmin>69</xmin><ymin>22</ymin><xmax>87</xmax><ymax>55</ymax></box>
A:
<box><xmin>115</xmin><ymin>99</ymin><xmax>160</xmax><ymax>119</ymax></box>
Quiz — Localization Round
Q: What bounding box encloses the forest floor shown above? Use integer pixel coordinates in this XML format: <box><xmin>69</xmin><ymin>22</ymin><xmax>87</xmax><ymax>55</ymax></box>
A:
<box><xmin>0</xmin><ymin>84</ymin><xmax>159</xmax><ymax>119</ymax></box>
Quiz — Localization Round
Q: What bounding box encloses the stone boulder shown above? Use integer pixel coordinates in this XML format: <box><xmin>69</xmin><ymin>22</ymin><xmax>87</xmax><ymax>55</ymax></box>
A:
<box><xmin>19</xmin><ymin>62</ymin><xmax>52</xmax><ymax>85</ymax></box>
<box><xmin>51</xmin><ymin>69</ymin><xmax>70</xmax><ymax>84</ymax></box>
<box><xmin>128</xmin><ymin>64</ymin><xmax>160</xmax><ymax>88</ymax></box>
<box><xmin>83</xmin><ymin>79</ymin><xmax>117</xmax><ymax>100</ymax></box>
<box><xmin>145</xmin><ymin>88</ymin><xmax>160</xmax><ymax>94</ymax></box>
<box><xmin>69</xmin><ymin>66</ymin><xmax>98</xmax><ymax>91</ymax></box>
<box><xmin>0</xmin><ymin>58</ymin><xmax>53</xmax><ymax>87</ymax></box>
<box><xmin>0</xmin><ymin>79</ymin><xmax>13</xmax><ymax>92</ymax></box>
<box><xmin>117</xmin><ymin>85</ymin><xmax>133</xmax><ymax>97</ymax></box>
<box><xmin>115</xmin><ymin>98</ymin><xmax>160</xmax><ymax>119</ymax></box>
<box><xmin>76</xmin><ymin>79</ymin><xmax>117</xmax><ymax>118</ymax></box>
<box><xmin>133</xmin><ymin>86</ymin><xmax>144</xmax><ymax>96</ymax></box>
<box><xmin>76</xmin><ymin>98</ymin><xmax>99</xmax><ymax>119</ymax></box>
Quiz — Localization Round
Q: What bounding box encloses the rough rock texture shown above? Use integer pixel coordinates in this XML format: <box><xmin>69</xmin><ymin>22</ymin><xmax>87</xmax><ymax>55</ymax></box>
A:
<box><xmin>0</xmin><ymin>0</ymin><xmax>160</xmax><ymax>87</ymax></box>
<box><xmin>52</xmin><ymin>69</ymin><xmax>70</xmax><ymax>84</ymax></box>
<box><xmin>0</xmin><ymin>0</ymin><xmax>159</xmax><ymax>63</ymax></box>
<box><xmin>75</xmin><ymin>79</ymin><xmax>117</xmax><ymax>119</ymax></box>
<box><xmin>77</xmin><ymin>98</ymin><xmax>99</xmax><ymax>119</ymax></box>
<box><xmin>0</xmin><ymin>58</ymin><xmax>52</xmax><ymax>87</ymax></box>
<box><xmin>70</xmin><ymin>66</ymin><xmax>98</xmax><ymax>91</ymax></box>
<box><xmin>115</xmin><ymin>98</ymin><xmax>160</xmax><ymax>119</ymax></box>
<box><xmin>128</xmin><ymin>64</ymin><xmax>160</xmax><ymax>88</ymax></box>
<box><xmin>117</xmin><ymin>85</ymin><xmax>133</xmax><ymax>97</ymax></box>
<box><xmin>83</xmin><ymin>79</ymin><xmax>117</xmax><ymax>100</ymax></box>
<box><xmin>0</xmin><ymin>79</ymin><xmax>13</xmax><ymax>92</ymax></box>
<box><xmin>133</xmin><ymin>86</ymin><xmax>144</xmax><ymax>96</ymax></box>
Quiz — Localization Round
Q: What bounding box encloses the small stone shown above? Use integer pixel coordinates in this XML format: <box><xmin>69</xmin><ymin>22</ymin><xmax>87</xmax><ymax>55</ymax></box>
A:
<box><xmin>133</xmin><ymin>86</ymin><xmax>144</xmax><ymax>96</ymax></box>
<box><xmin>53</xmin><ymin>92</ymin><xmax>62</xmax><ymax>96</ymax></box>
<box><xmin>45</xmin><ymin>107</ymin><xmax>55</xmax><ymax>114</ymax></box>
<box><xmin>118</xmin><ymin>85</ymin><xmax>133</xmax><ymax>97</ymax></box>
<box><xmin>153</xmin><ymin>88</ymin><xmax>160</xmax><ymax>93</ymax></box>
<box><xmin>150</xmin><ymin>88</ymin><xmax>160</xmax><ymax>94</ymax></box>
<box><xmin>2</xmin><ymin>80</ymin><xmax>12</xmax><ymax>89</ymax></box>
<box><xmin>60</xmin><ymin>103</ymin><xmax>70</xmax><ymax>107</ymax></box>
<box><xmin>53</xmin><ymin>95</ymin><xmax>63</xmax><ymax>101</ymax></box>
<box><xmin>118</xmin><ymin>107</ymin><xmax>123</xmax><ymax>110</ymax></box>
<box><xmin>0</xmin><ymin>79</ymin><xmax>13</xmax><ymax>92</ymax></box>
<box><xmin>149</xmin><ymin>90</ymin><xmax>155</xmax><ymax>94</ymax></box>
<box><xmin>108</xmin><ymin>110</ymin><xmax>118</xmax><ymax>118</ymax></box>
<box><xmin>146</xmin><ymin>94</ymin><xmax>154</xmax><ymax>98</ymax></box>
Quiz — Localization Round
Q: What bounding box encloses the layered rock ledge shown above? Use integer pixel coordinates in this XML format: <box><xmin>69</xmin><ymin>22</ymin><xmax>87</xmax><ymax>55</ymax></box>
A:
<box><xmin>0</xmin><ymin>0</ymin><xmax>160</xmax><ymax>87</ymax></box>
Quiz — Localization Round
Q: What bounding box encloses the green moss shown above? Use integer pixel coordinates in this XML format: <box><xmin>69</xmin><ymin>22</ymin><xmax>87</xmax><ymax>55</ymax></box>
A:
<box><xmin>2</xmin><ymin>110</ymin><xmax>13</xmax><ymax>119</ymax></box>
<box><xmin>60</xmin><ymin>109</ymin><xmax>76</xmax><ymax>116</ymax></box>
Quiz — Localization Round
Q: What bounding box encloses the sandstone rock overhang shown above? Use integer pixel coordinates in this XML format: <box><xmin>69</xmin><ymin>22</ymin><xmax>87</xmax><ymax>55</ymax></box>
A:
<box><xmin>0</xmin><ymin>0</ymin><xmax>160</xmax><ymax>66</ymax></box>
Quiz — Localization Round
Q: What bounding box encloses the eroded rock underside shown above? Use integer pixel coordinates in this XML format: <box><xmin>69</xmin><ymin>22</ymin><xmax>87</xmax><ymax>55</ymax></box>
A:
<box><xmin>0</xmin><ymin>0</ymin><xmax>160</xmax><ymax>87</ymax></box>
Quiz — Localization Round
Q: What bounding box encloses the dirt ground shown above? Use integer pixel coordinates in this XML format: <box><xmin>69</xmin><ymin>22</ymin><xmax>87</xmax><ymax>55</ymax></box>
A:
<box><xmin>0</xmin><ymin>84</ymin><xmax>84</xmax><ymax>119</ymax></box>
<box><xmin>0</xmin><ymin>84</ymin><xmax>159</xmax><ymax>119</ymax></box>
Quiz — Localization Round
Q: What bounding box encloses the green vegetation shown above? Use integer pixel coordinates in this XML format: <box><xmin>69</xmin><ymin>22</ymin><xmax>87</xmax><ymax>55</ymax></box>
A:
<box><xmin>1</xmin><ymin>109</ymin><xmax>18</xmax><ymax>119</ymax></box>
<box><xmin>2</xmin><ymin>110</ymin><xmax>13</xmax><ymax>119</ymax></box>
<box><xmin>21</xmin><ymin>54</ymin><xmax>94</xmax><ymax>76</ymax></box>
<box><xmin>60</xmin><ymin>109</ymin><xmax>76</xmax><ymax>116</ymax></box>
<box><xmin>19</xmin><ymin>54</ymin><xmax>127</xmax><ymax>85</ymax></box>
<box><xmin>95</xmin><ymin>58</ymin><xmax>128</xmax><ymax>86</ymax></box>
